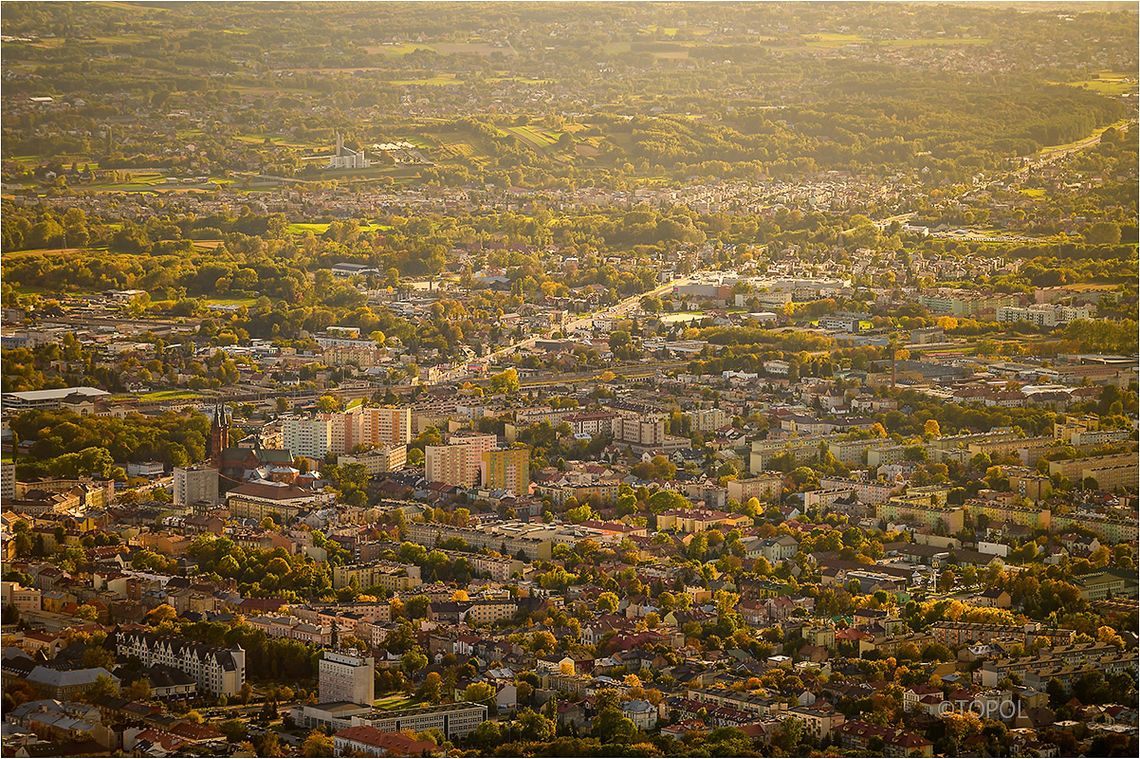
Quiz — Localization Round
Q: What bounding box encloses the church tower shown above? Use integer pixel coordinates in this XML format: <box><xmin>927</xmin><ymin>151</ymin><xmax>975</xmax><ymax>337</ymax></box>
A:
<box><xmin>208</xmin><ymin>402</ymin><xmax>231</xmax><ymax>466</ymax></box>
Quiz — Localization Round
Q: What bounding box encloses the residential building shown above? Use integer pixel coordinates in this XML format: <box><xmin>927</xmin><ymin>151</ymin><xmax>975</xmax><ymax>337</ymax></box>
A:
<box><xmin>481</xmin><ymin>446</ymin><xmax>530</xmax><ymax>495</ymax></box>
<box><xmin>173</xmin><ymin>466</ymin><xmax>219</xmax><ymax>508</ymax></box>
<box><xmin>320</xmin><ymin>649</ymin><xmax>376</xmax><ymax>706</ymax></box>
<box><xmin>111</xmin><ymin>630</ymin><xmax>245</xmax><ymax>696</ymax></box>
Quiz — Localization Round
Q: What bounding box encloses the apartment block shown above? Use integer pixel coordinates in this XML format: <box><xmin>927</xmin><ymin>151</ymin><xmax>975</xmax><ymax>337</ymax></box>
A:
<box><xmin>173</xmin><ymin>466</ymin><xmax>219</xmax><ymax>508</ymax></box>
<box><xmin>337</xmin><ymin>445</ymin><xmax>407</xmax><ymax>476</ymax></box>
<box><xmin>727</xmin><ymin>474</ymin><xmax>783</xmax><ymax>504</ymax></box>
<box><xmin>481</xmin><ymin>446</ymin><xmax>530</xmax><ymax>495</ymax></box>
<box><xmin>319</xmin><ymin>649</ymin><xmax>375</xmax><ymax>706</ymax></box>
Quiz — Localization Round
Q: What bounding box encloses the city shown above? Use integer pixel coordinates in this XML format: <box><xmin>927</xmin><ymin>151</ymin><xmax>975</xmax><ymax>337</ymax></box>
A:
<box><xmin>0</xmin><ymin>2</ymin><xmax>1137</xmax><ymax>758</ymax></box>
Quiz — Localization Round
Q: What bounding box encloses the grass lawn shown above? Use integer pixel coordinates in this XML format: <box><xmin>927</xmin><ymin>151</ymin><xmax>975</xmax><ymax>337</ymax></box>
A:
<box><xmin>287</xmin><ymin>222</ymin><xmax>391</xmax><ymax>235</ymax></box>
<box><xmin>138</xmin><ymin>389</ymin><xmax>202</xmax><ymax>401</ymax></box>
<box><xmin>803</xmin><ymin>32</ymin><xmax>867</xmax><ymax>47</ymax></box>
<box><xmin>372</xmin><ymin>694</ymin><xmax>422</xmax><ymax>710</ymax></box>
<box><xmin>1066</xmin><ymin>77</ymin><xmax>1136</xmax><ymax>95</ymax></box>
<box><xmin>1019</xmin><ymin>188</ymin><xmax>1046</xmax><ymax>199</ymax></box>
<box><xmin>390</xmin><ymin>75</ymin><xmax>463</xmax><ymax>86</ymax></box>
<box><xmin>205</xmin><ymin>296</ymin><xmax>258</xmax><ymax>307</ymax></box>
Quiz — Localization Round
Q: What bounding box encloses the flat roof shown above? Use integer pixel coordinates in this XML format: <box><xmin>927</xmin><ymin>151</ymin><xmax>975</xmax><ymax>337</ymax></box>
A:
<box><xmin>3</xmin><ymin>386</ymin><xmax>111</xmax><ymax>402</ymax></box>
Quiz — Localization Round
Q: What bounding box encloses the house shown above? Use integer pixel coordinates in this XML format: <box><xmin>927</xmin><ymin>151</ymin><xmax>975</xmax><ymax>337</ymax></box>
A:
<box><xmin>622</xmin><ymin>699</ymin><xmax>658</xmax><ymax>730</ymax></box>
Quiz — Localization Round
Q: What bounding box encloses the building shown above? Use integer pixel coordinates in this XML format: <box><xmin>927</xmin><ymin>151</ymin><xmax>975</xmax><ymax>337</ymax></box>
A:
<box><xmin>338</xmin><ymin>446</ymin><xmax>407</xmax><ymax>476</ymax></box>
<box><xmin>995</xmin><ymin>304</ymin><xmax>1092</xmax><ymax>327</ymax></box>
<box><xmin>481</xmin><ymin>446</ymin><xmax>530</xmax><ymax>495</ymax></box>
<box><xmin>1</xmin><ymin>386</ymin><xmax>110</xmax><ymax>413</ymax></box>
<box><xmin>332</xmin><ymin>561</ymin><xmax>421</xmax><ymax>591</ymax></box>
<box><xmin>111</xmin><ymin>630</ymin><xmax>245</xmax><ymax>696</ymax></box>
<box><xmin>687</xmin><ymin>408</ymin><xmax>730</xmax><ymax>433</ymax></box>
<box><xmin>327</xmin><ymin>132</ymin><xmax>371</xmax><ymax>169</ymax></box>
<box><xmin>208</xmin><ymin>403</ymin><xmax>231</xmax><ymax>466</ymax></box>
<box><xmin>225</xmin><ymin>481</ymin><xmax>331</xmax><ymax>523</ymax></box>
<box><xmin>173</xmin><ymin>466</ymin><xmax>220</xmax><ymax>508</ymax></box>
<box><xmin>425</xmin><ymin>433</ymin><xmax>496</xmax><ymax>487</ymax></box>
<box><xmin>406</xmin><ymin>521</ymin><xmax>553</xmax><ymax>561</ymax></box>
<box><xmin>728</xmin><ymin>474</ymin><xmax>783</xmax><ymax>504</ymax></box>
<box><xmin>364</xmin><ymin>406</ymin><xmax>412</xmax><ymax>447</ymax></box>
<box><xmin>1</xmin><ymin>581</ymin><xmax>42</xmax><ymax>613</ymax></box>
<box><xmin>296</xmin><ymin>702</ymin><xmax>488</xmax><ymax>740</ymax></box>
<box><xmin>283</xmin><ymin>415</ymin><xmax>334</xmax><ymax>459</ymax></box>
<box><xmin>656</xmin><ymin>508</ymin><xmax>752</xmax><ymax>533</ymax></box>
<box><xmin>613</xmin><ymin>414</ymin><xmax>667</xmax><ymax>447</ymax></box>
<box><xmin>319</xmin><ymin>649</ymin><xmax>375</xmax><ymax>706</ymax></box>
<box><xmin>2</xmin><ymin>461</ymin><xmax>15</xmax><ymax>502</ymax></box>
<box><xmin>365</xmin><ymin>702</ymin><xmax>487</xmax><ymax>739</ymax></box>
<box><xmin>333</xmin><ymin>726</ymin><xmax>439</xmax><ymax>757</ymax></box>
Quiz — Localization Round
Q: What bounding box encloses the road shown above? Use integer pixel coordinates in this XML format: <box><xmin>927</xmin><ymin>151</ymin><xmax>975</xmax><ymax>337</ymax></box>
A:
<box><xmin>471</xmin><ymin>272</ymin><xmax>702</xmax><ymax>369</ymax></box>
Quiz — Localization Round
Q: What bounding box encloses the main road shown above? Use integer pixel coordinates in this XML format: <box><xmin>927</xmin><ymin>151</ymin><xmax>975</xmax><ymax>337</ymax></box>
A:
<box><xmin>468</xmin><ymin>271</ymin><xmax>705</xmax><ymax>374</ymax></box>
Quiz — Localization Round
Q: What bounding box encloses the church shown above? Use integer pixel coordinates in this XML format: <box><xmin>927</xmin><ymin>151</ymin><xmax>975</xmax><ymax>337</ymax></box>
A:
<box><xmin>327</xmin><ymin>132</ymin><xmax>370</xmax><ymax>169</ymax></box>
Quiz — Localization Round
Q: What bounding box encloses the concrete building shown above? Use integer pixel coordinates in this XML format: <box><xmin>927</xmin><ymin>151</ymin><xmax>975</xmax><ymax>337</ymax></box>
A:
<box><xmin>481</xmin><ymin>446</ymin><xmax>530</xmax><ymax>495</ymax></box>
<box><xmin>426</xmin><ymin>433</ymin><xmax>496</xmax><ymax>487</ymax></box>
<box><xmin>173</xmin><ymin>466</ymin><xmax>219</xmax><ymax>508</ymax></box>
<box><xmin>364</xmin><ymin>406</ymin><xmax>412</xmax><ymax>447</ymax></box>
<box><xmin>338</xmin><ymin>446</ymin><xmax>407</xmax><ymax>476</ymax></box>
<box><xmin>283</xmin><ymin>415</ymin><xmax>334</xmax><ymax>459</ymax></box>
<box><xmin>614</xmin><ymin>414</ymin><xmax>667</xmax><ymax>447</ymax></box>
<box><xmin>319</xmin><ymin>649</ymin><xmax>375</xmax><ymax>706</ymax></box>
<box><xmin>728</xmin><ymin>474</ymin><xmax>783</xmax><ymax>504</ymax></box>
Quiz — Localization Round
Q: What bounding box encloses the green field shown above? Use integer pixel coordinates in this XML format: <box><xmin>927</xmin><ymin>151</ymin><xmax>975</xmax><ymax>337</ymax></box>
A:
<box><xmin>372</xmin><ymin>694</ymin><xmax>422</xmax><ymax>710</ymax></box>
<box><xmin>1067</xmin><ymin>76</ymin><xmax>1136</xmax><ymax>95</ymax></box>
<box><xmin>286</xmin><ymin>222</ymin><xmax>391</xmax><ymax>235</ymax></box>
<box><xmin>205</xmin><ymin>296</ymin><xmax>258</xmax><ymax>307</ymax></box>
<box><xmin>505</xmin><ymin>125</ymin><xmax>563</xmax><ymax>150</ymax></box>
<box><xmin>390</xmin><ymin>74</ymin><xmax>463</xmax><ymax>86</ymax></box>
<box><xmin>803</xmin><ymin>32</ymin><xmax>867</xmax><ymax>47</ymax></box>
<box><xmin>137</xmin><ymin>389</ymin><xmax>203</xmax><ymax>401</ymax></box>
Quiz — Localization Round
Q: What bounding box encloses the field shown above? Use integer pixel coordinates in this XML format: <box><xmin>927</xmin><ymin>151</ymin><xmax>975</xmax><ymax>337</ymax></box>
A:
<box><xmin>803</xmin><ymin>32</ymin><xmax>867</xmax><ymax>48</ymax></box>
<box><xmin>389</xmin><ymin>74</ymin><xmax>463</xmax><ymax>86</ymax></box>
<box><xmin>137</xmin><ymin>389</ymin><xmax>203</xmax><ymax>402</ymax></box>
<box><xmin>205</xmin><ymin>297</ymin><xmax>258</xmax><ymax>307</ymax></box>
<box><xmin>286</xmin><ymin>222</ymin><xmax>391</xmax><ymax>235</ymax></box>
<box><xmin>1066</xmin><ymin>74</ymin><xmax>1136</xmax><ymax>95</ymax></box>
<box><xmin>1019</xmin><ymin>188</ymin><xmax>1046</xmax><ymax>199</ymax></box>
<box><xmin>505</xmin><ymin>125</ymin><xmax>563</xmax><ymax>150</ymax></box>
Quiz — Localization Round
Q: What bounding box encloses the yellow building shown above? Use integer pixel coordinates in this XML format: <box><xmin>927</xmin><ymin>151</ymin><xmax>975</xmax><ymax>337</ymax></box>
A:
<box><xmin>481</xmin><ymin>446</ymin><xmax>530</xmax><ymax>495</ymax></box>
<box><xmin>967</xmin><ymin>500</ymin><xmax>1051</xmax><ymax>530</ymax></box>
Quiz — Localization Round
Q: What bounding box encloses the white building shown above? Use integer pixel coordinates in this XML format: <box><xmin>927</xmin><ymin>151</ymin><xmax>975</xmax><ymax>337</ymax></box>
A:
<box><xmin>112</xmin><ymin>630</ymin><xmax>245</xmax><ymax>696</ymax></box>
<box><xmin>327</xmin><ymin>133</ymin><xmax>370</xmax><ymax>169</ymax></box>
<box><xmin>319</xmin><ymin>649</ymin><xmax>375</xmax><ymax>706</ymax></box>
<box><xmin>173</xmin><ymin>466</ymin><xmax>219</xmax><ymax>508</ymax></box>
<box><xmin>283</xmin><ymin>415</ymin><xmax>334</xmax><ymax>459</ymax></box>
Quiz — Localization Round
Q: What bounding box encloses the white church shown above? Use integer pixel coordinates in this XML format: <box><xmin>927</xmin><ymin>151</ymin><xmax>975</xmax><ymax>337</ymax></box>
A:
<box><xmin>327</xmin><ymin>132</ymin><xmax>370</xmax><ymax>169</ymax></box>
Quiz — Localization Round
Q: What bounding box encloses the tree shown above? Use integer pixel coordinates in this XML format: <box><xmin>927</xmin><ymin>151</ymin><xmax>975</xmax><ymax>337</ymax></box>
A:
<box><xmin>597</xmin><ymin>592</ymin><xmax>619</xmax><ymax>614</ymax></box>
<box><xmin>83</xmin><ymin>674</ymin><xmax>120</xmax><ymax>702</ymax></box>
<box><xmin>254</xmin><ymin>730</ymin><xmax>282</xmax><ymax>758</ymax></box>
<box><xmin>464</xmin><ymin>681</ymin><xmax>496</xmax><ymax>705</ymax></box>
<box><xmin>74</xmin><ymin>604</ymin><xmax>98</xmax><ymax>622</ymax></box>
<box><xmin>924</xmin><ymin>419</ymin><xmax>942</xmax><ymax>439</ymax></box>
<box><xmin>515</xmin><ymin>708</ymin><xmax>556</xmax><ymax>741</ymax></box>
<box><xmin>125</xmin><ymin>677</ymin><xmax>152</xmax><ymax>700</ymax></box>
<box><xmin>402</xmin><ymin>648</ymin><xmax>428</xmax><ymax>674</ymax></box>
<box><xmin>301</xmin><ymin>731</ymin><xmax>334</xmax><ymax>757</ymax></box>
<box><xmin>418</xmin><ymin>672</ymin><xmax>444</xmax><ymax>704</ymax></box>
<box><xmin>489</xmin><ymin>368</ymin><xmax>520</xmax><ymax>394</ymax></box>
<box><xmin>220</xmin><ymin>719</ymin><xmax>248</xmax><ymax>743</ymax></box>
